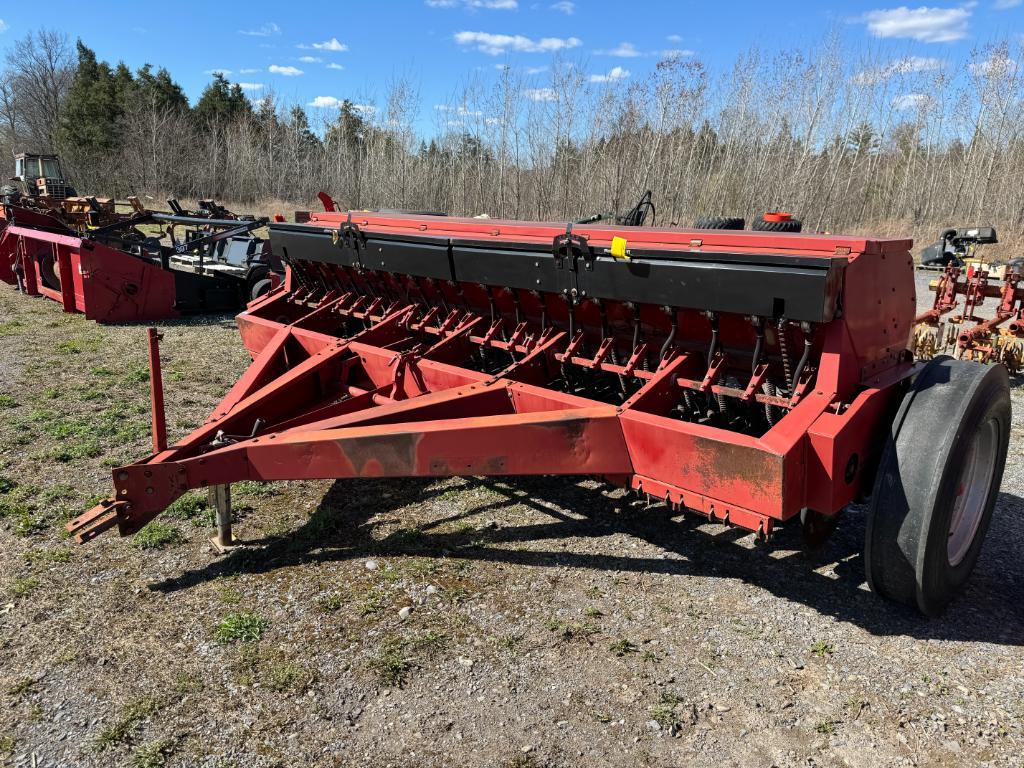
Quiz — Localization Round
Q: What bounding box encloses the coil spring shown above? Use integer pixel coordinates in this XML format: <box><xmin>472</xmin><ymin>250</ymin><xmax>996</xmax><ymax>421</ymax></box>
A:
<box><xmin>777</xmin><ymin>319</ymin><xmax>793</xmax><ymax>393</ymax></box>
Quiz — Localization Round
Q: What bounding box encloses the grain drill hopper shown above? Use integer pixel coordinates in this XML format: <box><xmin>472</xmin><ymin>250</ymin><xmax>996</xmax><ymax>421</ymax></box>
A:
<box><xmin>69</xmin><ymin>212</ymin><xmax>1012</xmax><ymax>615</ymax></box>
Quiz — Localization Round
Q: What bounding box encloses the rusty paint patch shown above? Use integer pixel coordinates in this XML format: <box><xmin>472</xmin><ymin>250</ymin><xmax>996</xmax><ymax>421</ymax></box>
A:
<box><xmin>336</xmin><ymin>432</ymin><xmax>421</xmax><ymax>476</ymax></box>
<box><xmin>689</xmin><ymin>435</ymin><xmax>781</xmax><ymax>508</ymax></box>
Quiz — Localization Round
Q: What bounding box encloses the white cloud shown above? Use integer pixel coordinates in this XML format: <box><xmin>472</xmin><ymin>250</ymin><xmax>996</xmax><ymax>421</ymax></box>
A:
<box><xmin>0</xmin><ymin>20</ymin><xmax>8</xmax><ymax>34</ymax></box>
<box><xmin>309</xmin><ymin>96</ymin><xmax>343</xmax><ymax>108</ymax></box>
<box><xmin>550</xmin><ymin>0</ymin><xmax>574</xmax><ymax>12</ymax></box>
<box><xmin>994</xmin><ymin>0</ymin><xmax>1020</xmax><ymax>8</ymax></box>
<box><xmin>661</xmin><ymin>48</ymin><xmax>695</xmax><ymax>59</ymax></box>
<box><xmin>853</xmin><ymin>55</ymin><xmax>944</xmax><ymax>84</ymax></box>
<box><xmin>599</xmin><ymin>42</ymin><xmax>641</xmax><ymax>57</ymax></box>
<box><xmin>526</xmin><ymin>65</ymin><xmax>548</xmax><ymax>74</ymax></box>
<box><xmin>525</xmin><ymin>87</ymin><xmax>557</xmax><ymax>101</ymax></box>
<box><xmin>862</xmin><ymin>6</ymin><xmax>971</xmax><ymax>43</ymax></box>
<box><xmin>238</xmin><ymin>82</ymin><xmax>265</xmax><ymax>91</ymax></box>
<box><xmin>666</xmin><ymin>34</ymin><xmax>682</xmax><ymax>43</ymax></box>
<box><xmin>326</xmin><ymin>62</ymin><xmax>345</xmax><ymax>70</ymax></box>
<box><xmin>205</xmin><ymin>68</ymin><xmax>232</xmax><ymax>76</ymax></box>
<box><xmin>308</xmin><ymin>97</ymin><xmax>374</xmax><ymax>113</ymax></box>
<box><xmin>427</xmin><ymin>0</ymin><xmax>518</xmax><ymax>7</ymax></box>
<box><xmin>590</xmin><ymin>66</ymin><xmax>630</xmax><ymax>83</ymax></box>
<box><xmin>313</xmin><ymin>37</ymin><xmax>348</xmax><ymax>51</ymax></box>
<box><xmin>970</xmin><ymin>52</ymin><xmax>1018</xmax><ymax>76</ymax></box>
<box><xmin>239</xmin><ymin>22</ymin><xmax>280</xmax><ymax>37</ymax></box>
<box><xmin>893</xmin><ymin>92</ymin><xmax>935</xmax><ymax>110</ymax></box>
<box><xmin>269</xmin><ymin>65</ymin><xmax>303</xmax><ymax>76</ymax></box>
<box><xmin>239</xmin><ymin>67</ymin><xmax>261</xmax><ymax>74</ymax></box>
<box><xmin>299</xmin><ymin>56</ymin><xmax>322</xmax><ymax>63</ymax></box>
<box><xmin>454</xmin><ymin>30</ymin><xmax>582</xmax><ymax>55</ymax></box>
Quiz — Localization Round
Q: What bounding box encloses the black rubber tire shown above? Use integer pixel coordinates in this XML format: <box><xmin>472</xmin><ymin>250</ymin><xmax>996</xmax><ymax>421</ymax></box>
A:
<box><xmin>752</xmin><ymin>215</ymin><xmax>803</xmax><ymax>233</ymax></box>
<box><xmin>865</xmin><ymin>356</ymin><xmax>1010</xmax><ymax>616</ymax></box>
<box><xmin>249</xmin><ymin>278</ymin><xmax>273</xmax><ymax>302</ymax></box>
<box><xmin>37</xmin><ymin>249</ymin><xmax>60</xmax><ymax>290</ymax></box>
<box><xmin>694</xmin><ymin>216</ymin><xmax>745</xmax><ymax>230</ymax></box>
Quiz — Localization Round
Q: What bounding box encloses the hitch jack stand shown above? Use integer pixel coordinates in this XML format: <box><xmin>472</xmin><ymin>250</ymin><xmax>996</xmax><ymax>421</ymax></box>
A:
<box><xmin>208</xmin><ymin>484</ymin><xmax>237</xmax><ymax>554</ymax></box>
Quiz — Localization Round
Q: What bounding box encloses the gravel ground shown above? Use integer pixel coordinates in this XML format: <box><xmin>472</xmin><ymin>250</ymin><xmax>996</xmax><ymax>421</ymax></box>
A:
<box><xmin>0</xmin><ymin>271</ymin><xmax>1021</xmax><ymax>768</ymax></box>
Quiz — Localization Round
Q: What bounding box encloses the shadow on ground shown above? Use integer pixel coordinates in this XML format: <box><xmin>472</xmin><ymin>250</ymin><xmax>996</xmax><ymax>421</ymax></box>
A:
<box><xmin>151</xmin><ymin>475</ymin><xmax>1024</xmax><ymax>646</ymax></box>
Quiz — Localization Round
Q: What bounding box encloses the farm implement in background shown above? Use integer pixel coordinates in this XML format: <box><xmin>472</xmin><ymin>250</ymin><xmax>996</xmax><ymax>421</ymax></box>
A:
<box><xmin>913</xmin><ymin>227</ymin><xmax>1024</xmax><ymax>372</ymax></box>
<box><xmin>69</xmin><ymin>211</ymin><xmax>1011</xmax><ymax>616</ymax></box>
<box><xmin>0</xmin><ymin>199</ymin><xmax>282</xmax><ymax>323</ymax></box>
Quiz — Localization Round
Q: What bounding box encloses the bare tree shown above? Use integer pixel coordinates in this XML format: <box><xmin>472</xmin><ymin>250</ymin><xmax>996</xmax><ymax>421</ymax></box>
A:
<box><xmin>3</xmin><ymin>29</ymin><xmax>74</xmax><ymax>151</ymax></box>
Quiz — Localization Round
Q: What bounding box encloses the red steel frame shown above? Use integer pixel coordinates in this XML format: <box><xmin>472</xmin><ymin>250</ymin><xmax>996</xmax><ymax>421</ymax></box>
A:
<box><xmin>69</xmin><ymin>213</ymin><xmax>919</xmax><ymax>543</ymax></box>
<box><xmin>0</xmin><ymin>210</ymin><xmax>179</xmax><ymax>323</ymax></box>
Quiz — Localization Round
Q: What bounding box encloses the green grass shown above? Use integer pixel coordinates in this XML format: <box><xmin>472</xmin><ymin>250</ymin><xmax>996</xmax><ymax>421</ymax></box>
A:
<box><xmin>0</xmin><ymin>735</ymin><xmax>13</xmax><ymax>755</ymax></box>
<box><xmin>40</xmin><ymin>483</ymin><xmax>79</xmax><ymax>503</ymax></box>
<box><xmin>214</xmin><ymin>612</ymin><xmax>270</xmax><ymax>644</ymax></box>
<box><xmin>94</xmin><ymin>696</ymin><xmax>161</xmax><ymax>751</ymax></box>
<box><xmin>358</xmin><ymin>590</ymin><xmax>387</xmax><ymax>617</ymax></box>
<box><xmin>810</xmin><ymin>640</ymin><xmax>835</xmax><ymax>658</ymax></box>
<box><xmin>318</xmin><ymin>593</ymin><xmax>346</xmax><ymax>612</ymax></box>
<box><xmin>609</xmin><ymin>639</ymin><xmax>638</xmax><ymax>656</ymax></box>
<box><xmin>815</xmin><ymin>717</ymin><xmax>838</xmax><ymax>735</ymax></box>
<box><xmin>7</xmin><ymin>678</ymin><xmax>36</xmax><ymax>697</ymax></box>
<box><xmin>649</xmin><ymin>691</ymin><xmax>687</xmax><ymax>733</ymax></box>
<box><xmin>545</xmin><ymin>619</ymin><xmax>599</xmax><ymax>643</ymax></box>
<box><xmin>56</xmin><ymin>338</ymin><xmax>101</xmax><ymax>355</ymax></box>
<box><xmin>131</xmin><ymin>738</ymin><xmax>176</xmax><ymax>768</ymax></box>
<box><xmin>496</xmin><ymin>633</ymin><xmax>524</xmax><ymax>651</ymax></box>
<box><xmin>0</xmin><ymin>319</ymin><xmax>24</xmax><ymax>336</ymax></box>
<box><xmin>163</xmin><ymin>492</ymin><xmax>210</xmax><ymax>526</ymax></box>
<box><xmin>11</xmin><ymin>508</ymin><xmax>47</xmax><ymax>537</ymax></box>
<box><xmin>232</xmin><ymin>480</ymin><xmax>277</xmax><ymax>498</ymax></box>
<box><xmin>0</xmin><ymin>394</ymin><xmax>17</xmax><ymax>409</ymax></box>
<box><xmin>262</xmin><ymin>662</ymin><xmax>307</xmax><ymax>693</ymax></box>
<box><xmin>367</xmin><ymin>632</ymin><xmax>447</xmax><ymax>687</ymax></box>
<box><xmin>133</xmin><ymin>522</ymin><xmax>182</xmax><ymax>550</ymax></box>
<box><xmin>368</xmin><ymin>641</ymin><xmax>411</xmax><ymax>686</ymax></box>
<box><xmin>10</xmin><ymin>576</ymin><xmax>41</xmax><ymax>597</ymax></box>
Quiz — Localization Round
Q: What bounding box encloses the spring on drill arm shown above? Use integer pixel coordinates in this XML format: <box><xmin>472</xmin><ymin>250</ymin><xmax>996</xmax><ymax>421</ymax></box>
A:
<box><xmin>706</xmin><ymin>313</ymin><xmax>727</xmax><ymax>415</ymax></box>
<box><xmin>777</xmin><ymin>317</ymin><xmax>793</xmax><ymax>394</ymax></box>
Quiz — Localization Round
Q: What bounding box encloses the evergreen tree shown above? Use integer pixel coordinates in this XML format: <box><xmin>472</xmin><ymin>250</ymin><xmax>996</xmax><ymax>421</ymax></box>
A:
<box><xmin>56</xmin><ymin>41</ymin><xmax>122</xmax><ymax>156</ymax></box>
<box><xmin>133</xmin><ymin>64</ymin><xmax>188</xmax><ymax>113</ymax></box>
<box><xmin>193</xmin><ymin>73</ymin><xmax>251</xmax><ymax>127</ymax></box>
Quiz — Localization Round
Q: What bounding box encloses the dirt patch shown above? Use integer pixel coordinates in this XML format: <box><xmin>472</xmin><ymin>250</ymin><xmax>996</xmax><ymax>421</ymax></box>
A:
<box><xmin>0</xmin><ymin>287</ymin><xmax>1022</xmax><ymax>768</ymax></box>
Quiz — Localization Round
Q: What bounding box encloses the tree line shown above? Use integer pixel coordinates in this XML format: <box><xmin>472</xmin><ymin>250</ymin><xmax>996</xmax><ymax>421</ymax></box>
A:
<box><xmin>1</xmin><ymin>29</ymin><xmax>1022</xmax><ymax>246</ymax></box>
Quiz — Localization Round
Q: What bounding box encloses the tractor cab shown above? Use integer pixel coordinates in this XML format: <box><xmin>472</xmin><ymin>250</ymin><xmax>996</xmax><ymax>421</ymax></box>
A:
<box><xmin>12</xmin><ymin>153</ymin><xmax>77</xmax><ymax>200</ymax></box>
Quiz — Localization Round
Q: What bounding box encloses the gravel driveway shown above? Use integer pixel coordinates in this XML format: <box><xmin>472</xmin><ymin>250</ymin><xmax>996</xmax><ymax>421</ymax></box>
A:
<box><xmin>0</xmin><ymin>269</ymin><xmax>1020</xmax><ymax>768</ymax></box>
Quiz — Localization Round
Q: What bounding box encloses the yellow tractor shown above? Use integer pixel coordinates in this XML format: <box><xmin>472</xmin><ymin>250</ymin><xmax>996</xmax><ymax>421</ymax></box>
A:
<box><xmin>11</xmin><ymin>152</ymin><xmax>78</xmax><ymax>200</ymax></box>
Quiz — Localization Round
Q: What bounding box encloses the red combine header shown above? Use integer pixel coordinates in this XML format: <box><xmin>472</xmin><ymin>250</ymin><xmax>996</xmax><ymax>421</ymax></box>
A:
<box><xmin>69</xmin><ymin>210</ymin><xmax>1011</xmax><ymax>615</ymax></box>
<box><xmin>0</xmin><ymin>194</ymin><xmax>281</xmax><ymax>323</ymax></box>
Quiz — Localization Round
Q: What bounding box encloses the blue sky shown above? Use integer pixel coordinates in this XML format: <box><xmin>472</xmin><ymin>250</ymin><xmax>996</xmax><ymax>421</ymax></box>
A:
<box><xmin>0</xmin><ymin>1</ymin><xmax>1020</xmax><ymax>133</ymax></box>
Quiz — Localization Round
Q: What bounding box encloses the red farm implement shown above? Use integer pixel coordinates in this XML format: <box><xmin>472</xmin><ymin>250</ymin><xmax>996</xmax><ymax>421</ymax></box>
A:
<box><xmin>69</xmin><ymin>211</ymin><xmax>1012</xmax><ymax>615</ymax></box>
<box><xmin>0</xmin><ymin>202</ymin><xmax>281</xmax><ymax>323</ymax></box>
<box><xmin>913</xmin><ymin>228</ymin><xmax>1024</xmax><ymax>372</ymax></box>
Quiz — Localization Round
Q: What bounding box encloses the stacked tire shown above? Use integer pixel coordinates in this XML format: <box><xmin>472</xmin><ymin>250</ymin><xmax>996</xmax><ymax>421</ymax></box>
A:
<box><xmin>751</xmin><ymin>212</ymin><xmax>802</xmax><ymax>233</ymax></box>
<box><xmin>693</xmin><ymin>212</ymin><xmax>803</xmax><ymax>232</ymax></box>
<box><xmin>694</xmin><ymin>216</ymin><xmax>745</xmax><ymax>230</ymax></box>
